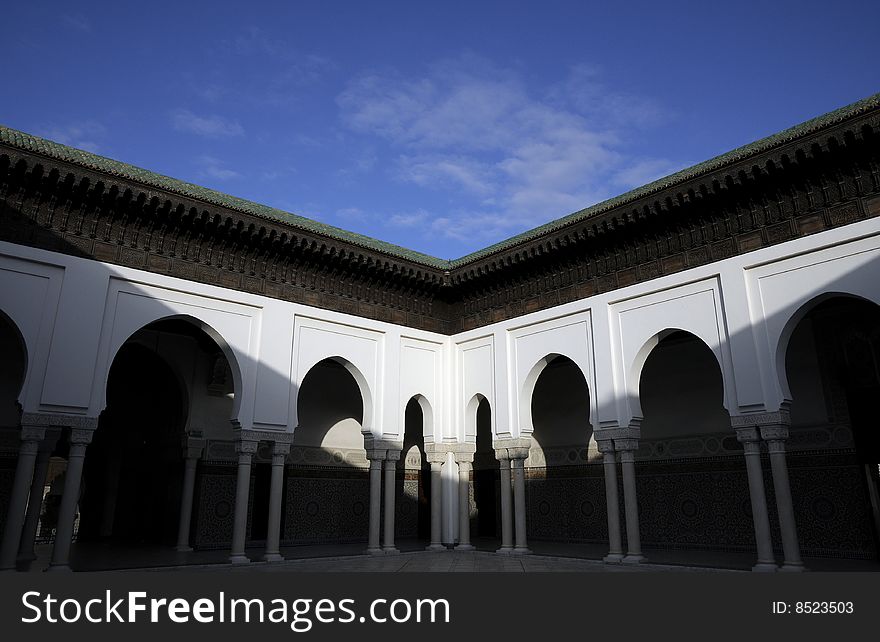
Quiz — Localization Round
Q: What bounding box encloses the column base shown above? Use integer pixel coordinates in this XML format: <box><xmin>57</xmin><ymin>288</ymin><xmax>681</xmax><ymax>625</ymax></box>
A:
<box><xmin>425</xmin><ymin>543</ymin><xmax>447</xmax><ymax>551</ymax></box>
<box><xmin>45</xmin><ymin>564</ymin><xmax>72</xmax><ymax>572</ymax></box>
<box><xmin>495</xmin><ymin>545</ymin><xmax>513</xmax><ymax>555</ymax></box>
<box><xmin>455</xmin><ymin>544</ymin><xmax>475</xmax><ymax>551</ymax></box>
<box><xmin>382</xmin><ymin>547</ymin><xmax>400</xmax><ymax>555</ymax></box>
<box><xmin>262</xmin><ymin>553</ymin><xmax>284</xmax><ymax>563</ymax></box>
<box><xmin>229</xmin><ymin>554</ymin><xmax>250</xmax><ymax>565</ymax></box>
<box><xmin>622</xmin><ymin>554</ymin><xmax>645</xmax><ymax>564</ymax></box>
<box><xmin>603</xmin><ymin>553</ymin><xmax>624</xmax><ymax>564</ymax></box>
<box><xmin>780</xmin><ymin>562</ymin><xmax>806</xmax><ymax>572</ymax></box>
<box><xmin>174</xmin><ymin>546</ymin><xmax>193</xmax><ymax>553</ymax></box>
<box><xmin>752</xmin><ymin>562</ymin><xmax>778</xmax><ymax>573</ymax></box>
<box><xmin>367</xmin><ymin>547</ymin><xmax>385</xmax><ymax>556</ymax></box>
<box><xmin>511</xmin><ymin>547</ymin><xmax>532</xmax><ymax>555</ymax></box>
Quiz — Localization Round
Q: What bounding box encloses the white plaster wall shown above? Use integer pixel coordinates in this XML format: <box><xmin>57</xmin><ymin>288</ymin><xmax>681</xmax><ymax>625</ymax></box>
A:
<box><xmin>0</xmin><ymin>248</ymin><xmax>64</xmax><ymax>414</ymax></box>
<box><xmin>507</xmin><ymin>312</ymin><xmax>594</xmax><ymax>437</ymax></box>
<box><xmin>291</xmin><ymin>316</ymin><xmax>384</xmax><ymax>436</ymax></box>
<box><xmin>745</xmin><ymin>226</ymin><xmax>880</xmax><ymax>412</ymax></box>
<box><xmin>399</xmin><ymin>336</ymin><xmax>444</xmax><ymax>442</ymax></box>
<box><xmin>456</xmin><ymin>335</ymin><xmax>494</xmax><ymax>441</ymax></box>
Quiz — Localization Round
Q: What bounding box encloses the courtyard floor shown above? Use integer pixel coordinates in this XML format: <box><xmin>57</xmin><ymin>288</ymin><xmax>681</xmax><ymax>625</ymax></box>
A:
<box><xmin>17</xmin><ymin>538</ymin><xmax>880</xmax><ymax>573</ymax></box>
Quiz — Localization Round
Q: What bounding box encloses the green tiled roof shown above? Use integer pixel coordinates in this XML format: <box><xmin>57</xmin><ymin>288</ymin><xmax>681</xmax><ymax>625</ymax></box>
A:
<box><xmin>2</xmin><ymin>90</ymin><xmax>878</xmax><ymax>270</ymax></box>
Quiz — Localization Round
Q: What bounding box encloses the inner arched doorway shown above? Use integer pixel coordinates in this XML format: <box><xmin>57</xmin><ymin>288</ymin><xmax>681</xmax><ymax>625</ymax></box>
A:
<box><xmin>398</xmin><ymin>396</ymin><xmax>431</xmax><ymax>544</ymax></box>
<box><xmin>74</xmin><ymin>317</ymin><xmax>236</xmax><ymax>568</ymax></box>
<box><xmin>472</xmin><ymin>396</ymin><xmax>498</xmax><ymax>545</ymax></box>
<box><xmin>635</xmin><ymin>330</ymin><xmax>742</xmax><ymax>554</ymax></box>
<box><xmin>525</xmin><ymin>355</ymin><xmax>596</xmax><ymax>544</ymax></box>
<box><xmin>288</xmin><ymin>358</ymin><xmax>370</xmax><ymax>544</ymax></box>
<box><xmin>782</xmin><ymin>296</ymin><xmax>880</xmax><ymax>560</ymax></box>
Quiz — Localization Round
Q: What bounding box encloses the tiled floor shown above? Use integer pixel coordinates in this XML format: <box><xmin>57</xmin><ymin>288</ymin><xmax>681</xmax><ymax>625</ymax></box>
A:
<box><xmin>19</xmin><ymin>538</ymin><xmax>880</xmax><ymax>573</ymax></box>
<box><xmin>164</xmin><ymin>550</ymin><xmax>738</xmax><ymax>573</ymax></box>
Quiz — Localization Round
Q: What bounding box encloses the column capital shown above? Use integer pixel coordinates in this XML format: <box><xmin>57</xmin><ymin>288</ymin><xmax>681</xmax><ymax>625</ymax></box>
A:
<box><xmin>271</xmin><ymin>440</ymin><xmax>291</xmax><ymax>456</ymax></box>
<box><xmin>493</xmin><ymin>437</ymin><xmax>531</xmax><ymax>461</ymax></box>
<box><xmin>730</xmin><ymin>408</ymin><xmax>791</xmax><ymax>429</ymax></box>
<box><xmin>183</xmin><ymin>435</ymin><xmax>206</xmax><ymax>460</ymax></box>
<box><xmin>363</xmin><ymin>437</ymin><xmax>403</xmax><ymax>461</ymax></box>
<box><xmin>69</xmin><ymin>428</ymin><xmax>96</xmax><ymax>446</ymax></box>
<box><xmin>19</xmin><ymin>425</ymin><xmax>46</xmax><ymax>446</ymax></box>
<box><xmin>614</xmin><ymin>438</ymin><xmax>639</xmax><ymax>453</ymax></box>
<box><xmin>233</xmin><ymin>438</ymin><xmax>259</xmax><ymax>455</ymax></box>
<box><xmin>734</xmin><ymin>426</ymin><xmax>762</xmax><ymax>443</ymax></box>
<box><xmin>596</xmin><ymin>439</ymin><xmax>616</xmax><ymax>454</ymax></box>
<box><xmin>759</xmin><ymin>424</ymin><xmax>789</xmax><ymax>443</ymax></box>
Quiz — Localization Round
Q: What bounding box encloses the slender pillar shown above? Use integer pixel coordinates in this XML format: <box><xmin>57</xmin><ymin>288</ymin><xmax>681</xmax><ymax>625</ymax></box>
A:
<box><xmin>264</xmin><ymin>440</ymin><xmax>290</xmax><ymax>562</ymax></box>
<box><xmin>761</xmin><ymin>424</ymin><xmax>804</xmax><ymax>572</ymax></box>
<box><xmin>426</xmin><ymin>461</ymin><xmax>445</xmax><ymax>551</ymax></box>
<box><xmin>617</xmin><ymin>439</ymin><xmax>644</xmax><ymax>564</ymax></box>
<box><xmin>0</xmin><ymin>426</ymin><xmax>45</xmax><ymax>571</ymax></box>
<box><xmin>597</xmin><ymin>440</ymin><xmax>624</xmax><ymax>563</ymax></box>
<box><xmin>735</xmin><ymin>427</ymin><xmax>777</xmax><ymax>572</ymax></box>
<box><xmin>48</xmin><ymin>428</ymin><xmax>95</xmax><ymax>572</ymax></box>
<box><xmin>497</xmin><ymin>453</ymin><xmax>513</xmax><ymax>553</ymax></box>
<box><xmin>229</xmin><ymin>438</ymin><xmax>257</xmax><ymax>565</ymax></box>
<box><xmin>18</xmin><ymin>434</ymin><xmax>58</xmax><ymax>565</ymax></box>
<box><xmin>383</xmin><ymin>452</ymin><xmax>399</xmax><ymax>554</ymax></box>
<box><xmin>511</xmin><ymin>457</ymin><xmax>530</xmax><ymax>554</ymax></box>
<box><xmin>456</xmin><ymin>459</ymin><xmax>474</xmax><ymax>550</ymax></box>
<box><xmin>175</xmin><ymin>438</ymin><xmax>204</xmax><ymax>553</ymax></box>
<box><xmin>367</xmin><ymin>457</ymin><xmax>383</xmax><ymax>554</ymax></box>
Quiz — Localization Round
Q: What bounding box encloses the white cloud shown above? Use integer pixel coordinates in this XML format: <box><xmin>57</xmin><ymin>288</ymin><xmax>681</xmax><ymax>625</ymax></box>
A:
<box><xmin>387</xmin><ymin>209</ymin><xmax>431</xmax><ymax>228</ymax></box>
<box><xmin>196</xmin><ymin>155</ymin><xmax>242</xmax><ymax>181</ymax></box>
<box><xmin>171</xmin><ymin>109</ymin><xmax>244</xmax><ymax>138</ymax></box>
<box><xmin>337</xmin><ymin>54</ymin><xmax>682</xmax><ymax>248</ymax></box>
<box><xmin>38</xmin><ymin>121</ymin><xmax>107</xmax><ymax>153</ymax></box>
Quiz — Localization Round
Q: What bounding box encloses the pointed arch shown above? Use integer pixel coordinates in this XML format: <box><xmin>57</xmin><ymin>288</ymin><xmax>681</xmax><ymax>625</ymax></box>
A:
<box><xmin>464</xmin><ymin>393</ymin><xmax>488</xmax><ymax>441</ymax></box>
<box><xmin>629</xmin><ymin>328</ymin><xmax>728</xmax><ymax>423</ymax></box>
<box><xmin>404</xmin><ymin>393</ymin><xmax>435</xmax><ymax>442</ymax></box>
<box><xmin>296</xmin><ymin>355</ymin><xmax>374</xmax><ymax>435</ymax></box>
<box><xmin>100</xmin><ymin>313</ymin><xmax>243</xmax><ymax>421</ymax></box>
<box><xmin>519</xmin><ymin>353</ymin><xmax>590</xmax><ymax>435</ymax></box>
<box><xmin>774</xmin><ymin>292</ymin><xmax>880</xmax><ymax>404</ymax></box>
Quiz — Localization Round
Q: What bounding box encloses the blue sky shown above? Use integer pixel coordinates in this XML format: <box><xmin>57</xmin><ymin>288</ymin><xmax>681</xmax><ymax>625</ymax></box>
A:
<box><xmin>3</xmin><ymin>1</ymin><xmax>879</xmax><ymax>259</ymax></box>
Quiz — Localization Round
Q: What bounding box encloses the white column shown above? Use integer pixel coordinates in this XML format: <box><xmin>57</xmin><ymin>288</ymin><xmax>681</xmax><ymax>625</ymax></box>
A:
<box><xmin>456</xmin><ymin>459</ymin><xmax>474</xmax><ymax>550</ymax></box>
<box><xmin>735</xmin><ymin>427</ymin><xmax>777</xmax><ymax>572</ymax></box>
<box><xmin>175</xmin><ymin>438</ymin><xmax>204</xmax><ymax>553</ymax></box>
<box><xmin>229</xmin><ymin>438</ymin><xmax>257</xmax><ymax>565</ymax></box>
<box><xmin>497</xmin><ymin>452</ymin><xmax>513</xmax><ymax>553</ymax></box>
<box><xmin>263</xmin><ymin>440</ymin><xmax>290</xmax><ymax>562</ymax></box>
<box><xmin>597</xmin><ymin>439</ymin><xmax>623</xmax><ymax>563</ymax></box>
<box><xmin>366</xmin><ymin>456</ymin><xmax>383</xmax><ymax>554</ymax></box>
<box><xmin>0</xmin><ymin>426</ymin><xmax>45</xmax><ymax>571</ymax></box>
<box><xmin>18</xmin><ymin>434</ymin><xmax>58</xmax><ymax>565</ymax></box>
<box><xmin>426</xmin><ymin>460</ymin><xmax>445</xmax><ymax>551</ymax></box>
<box><xmin>383</xmin><ymin>451</ymin><xmax>400</xmax><ymax>554</ymax></box>
<box><xmin>511</xmin><ymin>456</ymin><xmax>530</xmax><ymax>554</ymax></box>
<box><xmin>48</xmin><ymin>427</ymin><xmax>95</xmax><ymax>572</ymax></box>
<box><xmin>761</xmin><ymin>424</ymin><xmax>804</xmax><ymax>572</ymax></box>
<box><xmin>617</xmin><ymin>438</ymin><xmax>644</xmax><ymax>564</ymax></box>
